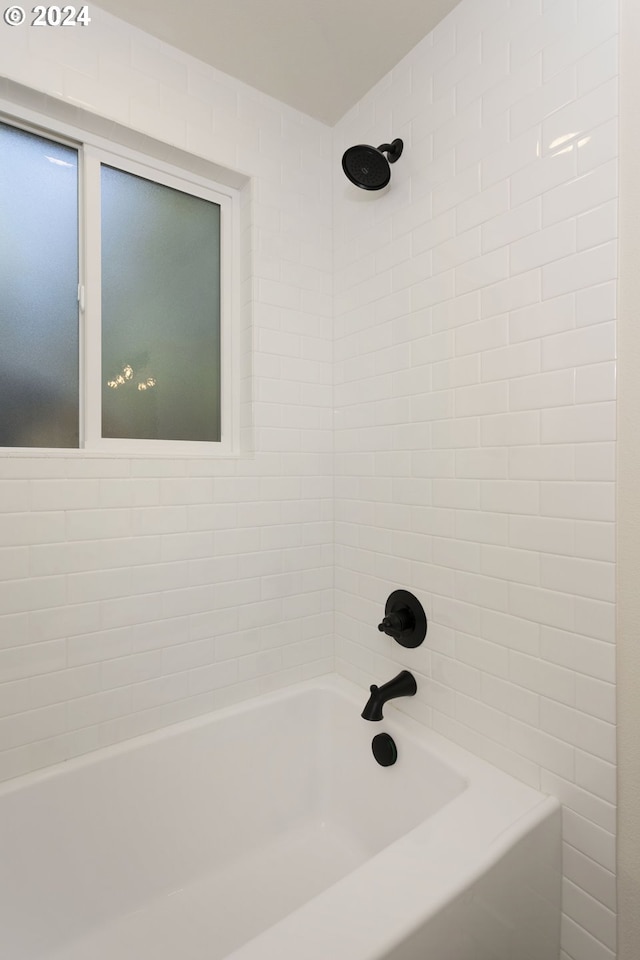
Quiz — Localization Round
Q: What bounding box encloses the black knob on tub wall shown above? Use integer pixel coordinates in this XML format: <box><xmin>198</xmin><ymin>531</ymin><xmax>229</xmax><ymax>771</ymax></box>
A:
<box><xmin>372</xmin><ymin>733</ymin><xmax>397</xmax><ymax>767</ymax></box>
<box><xmin>377</xmin><ymin>589</ymin><xmax>427</xmax><ymax>648</ymax></box>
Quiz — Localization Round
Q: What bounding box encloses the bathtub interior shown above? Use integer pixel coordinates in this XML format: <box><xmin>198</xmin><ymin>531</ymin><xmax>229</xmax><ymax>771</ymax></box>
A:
<box><xmin>0</xmin><ymin>680</ymin><xmax>468</xmax><ymax>960</ymax></box>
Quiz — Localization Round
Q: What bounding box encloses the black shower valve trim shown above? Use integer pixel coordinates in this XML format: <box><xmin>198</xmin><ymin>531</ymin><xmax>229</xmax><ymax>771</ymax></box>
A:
<box><xmin>377</xmin><ymin>589</ymin><xmax>427</xmax><ymax>648</ymax></box>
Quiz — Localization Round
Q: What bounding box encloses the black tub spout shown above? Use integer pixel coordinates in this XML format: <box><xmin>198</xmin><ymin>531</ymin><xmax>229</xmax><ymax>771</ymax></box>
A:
<box><xmin>361</xmin><ymin>670</ymin><xmax>417</xmax><ymax>721</ymax></box>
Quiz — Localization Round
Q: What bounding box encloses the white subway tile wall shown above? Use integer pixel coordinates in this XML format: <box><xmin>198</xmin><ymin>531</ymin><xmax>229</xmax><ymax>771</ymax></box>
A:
<box><xmin>0</xmin><ymin>1</ymin><xmax>619</xmax><ymax>958</ymax></box>
<box><xmin>0</xmin><ymin>8</ymin><xmax>334</xmax><ymax>776</ymax></box>
<box><xmin>333</xmin><ymin>3</ymin><xmax>617</xmax><ymax>960</ymax></box>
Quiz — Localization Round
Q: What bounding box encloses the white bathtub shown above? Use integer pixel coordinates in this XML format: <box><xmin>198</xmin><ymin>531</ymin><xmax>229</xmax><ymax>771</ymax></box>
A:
<box><xmin>0</xmin><ymin>675</ymin><xmax>561</xmax><ymax>960</ymax></box>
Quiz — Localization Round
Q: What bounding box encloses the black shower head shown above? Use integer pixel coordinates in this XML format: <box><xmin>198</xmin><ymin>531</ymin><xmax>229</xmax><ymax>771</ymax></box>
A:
<box><xmin>341</xmin><ymin>138</ymin><xmax>403</xmax><ymax>191</ymax></box>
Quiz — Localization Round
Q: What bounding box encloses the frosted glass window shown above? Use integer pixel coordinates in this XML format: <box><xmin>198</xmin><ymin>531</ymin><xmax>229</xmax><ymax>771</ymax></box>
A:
<box><xmin>0</xmin><ymin>123</ymin><xmax>79</xmax><ymax>447</ymax></box>
<box><xmin>0</xmin><ymin>114</ymin><xmax>231</xmax><ymax>454</ymax></box>
<box><xmin>101</xmin><ymin>165</ymin><xmax>221</xmax><ymax>443</ymax></box>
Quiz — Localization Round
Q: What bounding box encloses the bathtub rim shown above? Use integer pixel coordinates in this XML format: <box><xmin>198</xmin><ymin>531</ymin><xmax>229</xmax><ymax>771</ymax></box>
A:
<box><xmin>226</xmin><ymin>792</ymin><xmax>561</xmax><ymax>960</ymax></box>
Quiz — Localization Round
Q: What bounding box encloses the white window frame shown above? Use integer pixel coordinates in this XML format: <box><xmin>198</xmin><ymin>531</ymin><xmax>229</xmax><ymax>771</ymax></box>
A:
<box><xmin>0</xmin><ymin>107</ymin><xmax>241</xmax><ymax>458</ymax></box>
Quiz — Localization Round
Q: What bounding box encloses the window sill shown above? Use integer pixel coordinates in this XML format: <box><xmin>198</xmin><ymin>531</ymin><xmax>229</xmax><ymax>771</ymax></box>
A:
<box><xmin>0</xmin><ymin>445</ymin><xmax>247</xmax><ymax>460</ymax></box>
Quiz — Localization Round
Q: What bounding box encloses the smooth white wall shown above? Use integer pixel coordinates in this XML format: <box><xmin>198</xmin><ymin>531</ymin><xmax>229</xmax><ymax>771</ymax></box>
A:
<box><xmin>333</xmin><ymin>2</ymin><xmax>617</xmax><ymax>959</ymax></box>
<box><xmin>0</xmin><ymin>7</ymin><xmax>334</xmax><ymax>782</ymax></box>
<box><xmin>617</xmin><ymin>0</ymin><xmax>640</xmax><ymax>956</ymax></box>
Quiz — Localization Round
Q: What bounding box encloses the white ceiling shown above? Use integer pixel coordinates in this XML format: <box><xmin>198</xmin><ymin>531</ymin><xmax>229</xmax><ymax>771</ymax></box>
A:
<box><xmin>97</xmin><ymin>0</ymin><xmax>460</xmax><ymax>125</ymax></box>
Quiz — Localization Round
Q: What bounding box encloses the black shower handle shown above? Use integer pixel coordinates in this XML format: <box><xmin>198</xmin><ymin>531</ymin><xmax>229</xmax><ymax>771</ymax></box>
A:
<box><xmin>377</xmin><ymin>609</ymin><xmax>412</xmax><ymax>637</ymax></box>
<box><xmin>377</xmin><ymin>590</ymin><xmax>427</xmax><ymax>648</ymax></box>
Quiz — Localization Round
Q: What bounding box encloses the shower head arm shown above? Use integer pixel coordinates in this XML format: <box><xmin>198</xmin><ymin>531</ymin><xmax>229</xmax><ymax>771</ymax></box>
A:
<box><xmin>376</xmin><ymin>139</ymin><xmax>404</xmax><ymax>164</ymax></box>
